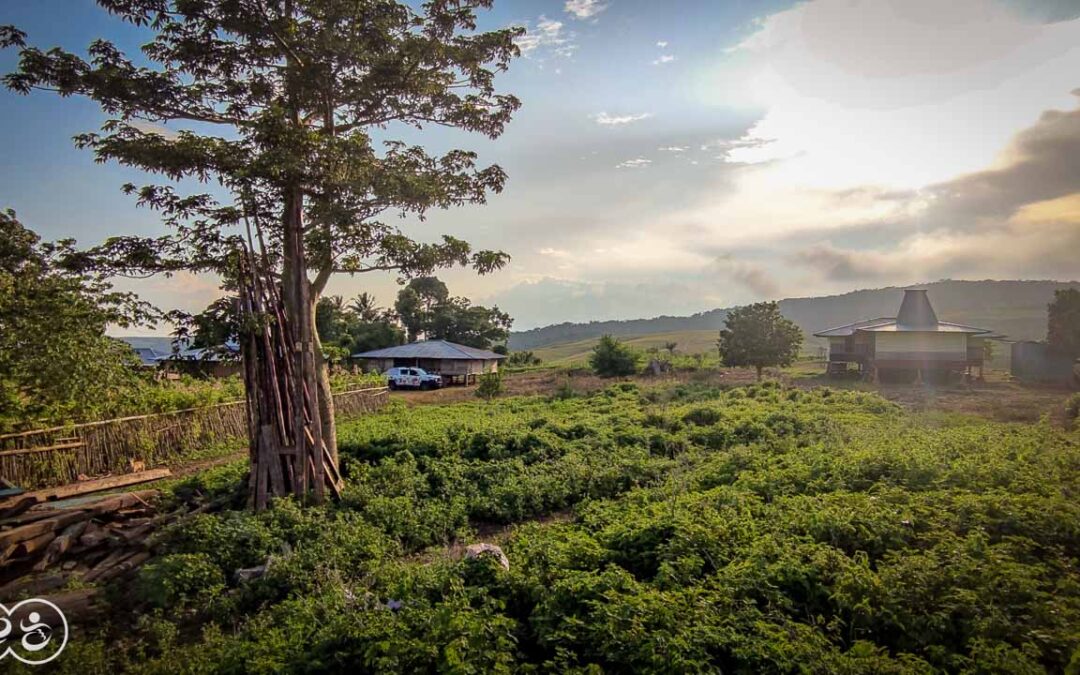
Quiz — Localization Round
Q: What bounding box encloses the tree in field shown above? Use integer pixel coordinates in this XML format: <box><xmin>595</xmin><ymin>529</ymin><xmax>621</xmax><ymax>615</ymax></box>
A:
<box><xmin>0</xmin><ymin>210</ymin><xmax>153</xmax><ymax>430</ymax></box>
<box><xmin>589</xmin><ymin>335</ymin><xmax>641</xmax><ymax>377</ymax></box>
<box><xmin>1047</xmin><ymin>289</ymin><xmax>1080</xmax><ymax>358</ymax></box>
<box><xmin>717</xmin><ymin>302</ymin><xmax>803</xmax><ymax>381</ymax></box>
<box><xmin>395</xmin><ymin>276</ymin><xmax>511</xmax><ymax>348</ymax></box>
<box><xmin>3</xmin><ymin>0</ymin><xmax>520</xmax><ymax>503</ymax></box>
<box><xmin>664</xmin><ymin>341</ymin><xmax>678</xmax><ymax>356</ymax></box>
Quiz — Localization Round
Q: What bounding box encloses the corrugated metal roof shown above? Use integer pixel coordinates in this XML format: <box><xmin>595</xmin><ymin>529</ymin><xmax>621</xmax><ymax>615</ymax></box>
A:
<box><xmin>813</xmin><ymin>290</ymin><xmax>996</xmax><ymax>337</ymax></box>
<box><xmin>858</xmin><ymin>320</ymin><xmax>991</xmax><ymax>334</ymax></box>
<box><xmin>813</xmin><ymin>318</ymin><xmax>895</xmax><ymax>337</ymax></box>
<box><xmin>353</xmin><ymin>340</ymin><xmax>506</xmax><ymax>360</ymax></box>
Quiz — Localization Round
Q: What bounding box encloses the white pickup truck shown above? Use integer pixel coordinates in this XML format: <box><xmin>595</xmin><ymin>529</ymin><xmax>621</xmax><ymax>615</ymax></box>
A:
<box><xmin>385</xmin><ymin>366</ymin><xmax>442</xmax><ymax>390</ymax></box>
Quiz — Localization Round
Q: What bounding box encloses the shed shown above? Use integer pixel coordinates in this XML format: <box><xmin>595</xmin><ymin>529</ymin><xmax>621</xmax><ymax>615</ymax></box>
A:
<box><xmin>353</xmin><ymin>340</ymin><xmax>505</xmax><ymax>386</ymax></box>
<box><xmin>1010</xmin><ymin>341</ymin><xmax>1078</xmax><ymax>385</ymax></box>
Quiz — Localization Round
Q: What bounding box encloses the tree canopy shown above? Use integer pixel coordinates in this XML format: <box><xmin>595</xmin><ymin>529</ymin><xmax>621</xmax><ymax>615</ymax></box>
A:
<box><xmin>0</xmin><ymin>210</ymin><xmax>153</xmax><ymax>430</ymax></box>
<box><xmin>1048</xmin><ymin>288</ymin><xmax>1080</xmax><ymax>358</ymax></box>
<box><xmin>589</xmin><ymin>335</ymin><xmax>641</xmax><ymax>377</ymax></box>
<box><xmin>3</xmin><ymin>0</ymin><xmax>522</xmax><ymax>481</ymax></box>
<box><xmin>717</xmin><ymin>302</ymin><xmax>803</xmax><ymax>380</ymax></box>
<box><xmin>394</xmin><ymin>276</ymin><xmax>511</xmax><ymax>348</ymax></box>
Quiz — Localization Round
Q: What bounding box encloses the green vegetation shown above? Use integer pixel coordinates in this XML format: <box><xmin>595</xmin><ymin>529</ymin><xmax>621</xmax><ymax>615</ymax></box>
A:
<box><xmin>1048</xmin><ymin>288</ymin><xmax>1080</xmax><ymax>358</ymax></box>
<box><xmin>589</xmin><ymin>335</ymin><xmax>642</xmax><ymax>377</ymax></box>
<box><xmin>394</xmin><ymin>277</ymin><xmax>513</xmax><ymax>349</ymax></box>
<box><xmin>474</xmin><ymin>371</ymin><xmax>503</xmax><ymax>401</ymax></box>
<box><xmin>4</xmin><ymin>0</ymin><xmax>519</xmax><ymax>467</ymax></box>
<box><xmin>532</xmin><ymin>329</ymin><xmax>721</xmax><ymax>365</ymax></box>
<box><xmin>48</xmin><ymin>381</ymin><xmax>1080</xmax><ymax>672</ymax></box>
<box><xmin>0</xmin><ymin>210</ymin><xmax>155</xmax><ymax>432</ymax></box>
<box><xmin>718</xmin><ymin>301</ymin><xmax>804</xmax><ymax>380</ymax></box>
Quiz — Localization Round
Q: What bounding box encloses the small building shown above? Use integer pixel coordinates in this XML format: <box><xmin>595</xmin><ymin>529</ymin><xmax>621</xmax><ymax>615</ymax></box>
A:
<box><xmin>132</xmin><ymin>347</ymin><xmax>165</xmax><ymax>369</ymax></box>
<box><xmin>814</xmin><ymin>289</ymin><xmax>997</xmax><ymax>382</ymax></box>
<box><xmin>1010</xmin><ymin>341</ymin><xmax>1078</xmax><ymax>386</ymax></box>
<box><xmin>353</xmin><ymin>340</ymin><xmax>505</xmax><ymax>386</ymax></box>
<box><xmin>156</xmin><ymin>344</ymin><xmax>242</xmax><ymax>379</ymax></box>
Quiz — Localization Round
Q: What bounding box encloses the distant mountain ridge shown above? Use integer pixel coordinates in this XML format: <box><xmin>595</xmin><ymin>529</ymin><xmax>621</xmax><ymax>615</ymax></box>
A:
<box><xmin>508</xmin><ymin>280</ymin><xmax>1080</xmax><ymax>351</ymax></box>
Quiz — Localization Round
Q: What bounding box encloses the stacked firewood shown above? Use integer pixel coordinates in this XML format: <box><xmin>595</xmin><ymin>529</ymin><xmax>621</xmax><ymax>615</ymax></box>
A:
<box><xmin>237</xmin><ymin>233</ymin><xmax>342</xmax><ymax>511</ymax></box>
<box><xmin>0</xmin><ymin>470</ymin><xmax>224</xmax><ymax>611</ymax></box>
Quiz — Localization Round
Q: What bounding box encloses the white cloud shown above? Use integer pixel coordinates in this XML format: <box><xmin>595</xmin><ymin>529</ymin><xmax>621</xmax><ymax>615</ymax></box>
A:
<box><xmin>716</xmin><ymin>0</ymin><xmax>1080</xmax><ymax>189</ymax></box>
<box><xmin>564</xmin><ymin>0</ymin><xmax>608</xmax><ymax>20</ymax></box>
<box><xmin>592</xmin><ymin>112</ymin><xmax>653</xmax><ymax>125</ymax></box>
<box><xmin>514</xmin><ymin>16</ymin><xmax>575</xmax><ymax>58</ymax></box>
<box><xmin>659</xmin><ymin>146</ymin><xmax>688</xmax><ymax>152</ymax></box>
<box><xmin>652</xmin><ymin>54</ymin><xmax>676</xmax><ymax>65</ymax></box>
<box><xmin>615</xmin><ymin>157</ymin><xmax>652</xmax><ymax>169</ymax></box>
<box><xmin>656</xmin><ymin>40</ymin><xmax>668</xmax><ymax>48</ymax></box>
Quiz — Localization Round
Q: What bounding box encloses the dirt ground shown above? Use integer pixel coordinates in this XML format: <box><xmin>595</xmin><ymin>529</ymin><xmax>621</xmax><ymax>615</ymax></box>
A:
<box><xmin>390</xmin><ymin>365</ymin><xmax>1076</xmax><ymax>425</ymax></box>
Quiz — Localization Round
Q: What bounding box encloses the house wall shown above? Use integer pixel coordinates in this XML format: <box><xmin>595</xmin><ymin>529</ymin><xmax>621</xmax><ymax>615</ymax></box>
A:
<box><xmin>873</xmin><ymin>332</ymin><xmax>967</xmax><ymax>362</ymax></box>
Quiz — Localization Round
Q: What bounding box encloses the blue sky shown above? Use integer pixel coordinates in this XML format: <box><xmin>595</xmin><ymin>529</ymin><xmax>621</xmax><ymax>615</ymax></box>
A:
<box><xmin>2</xmin><ymin>0</ymin><xmax>1080</xmax><ymax>333</ymax></box>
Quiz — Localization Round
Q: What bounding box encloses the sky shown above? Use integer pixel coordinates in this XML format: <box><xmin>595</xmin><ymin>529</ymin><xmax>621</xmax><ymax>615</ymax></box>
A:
<box><xmin>2</xmin><ymin>0</ymin><xmax>1079</xmax><ymax>334</ymax></box>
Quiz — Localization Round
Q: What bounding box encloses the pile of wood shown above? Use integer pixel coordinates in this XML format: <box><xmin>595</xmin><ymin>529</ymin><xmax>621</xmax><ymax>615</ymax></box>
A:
<box><xmin>0</xmin><ymin>469</ymin><xmax>222</xmax><ymax>606</ymax></box>
<box><xmin>237</xmin><ymin>227</ymin><xmax>341</xmax><ymax>511</ymax></box>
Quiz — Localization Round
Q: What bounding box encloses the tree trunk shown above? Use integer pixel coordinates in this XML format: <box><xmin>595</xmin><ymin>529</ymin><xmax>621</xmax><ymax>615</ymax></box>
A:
<box><xmin>309</xmin><ymin>295</ymin><xmax>338</xmax><ymax>466</ymax></box>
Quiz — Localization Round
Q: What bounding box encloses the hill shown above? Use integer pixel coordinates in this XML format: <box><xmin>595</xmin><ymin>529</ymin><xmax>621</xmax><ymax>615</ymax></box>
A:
<box><xmin>509</xmin><ymin>280</ymin><xmax>1079</xmax><ymax>353</ymax></box>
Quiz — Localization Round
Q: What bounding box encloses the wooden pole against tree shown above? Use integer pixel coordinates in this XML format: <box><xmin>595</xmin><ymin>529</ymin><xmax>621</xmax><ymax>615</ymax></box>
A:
<box><xmin>238</xmin><ymin>207</ymin><xmax>339</xmax><ymax>511</ymax></box>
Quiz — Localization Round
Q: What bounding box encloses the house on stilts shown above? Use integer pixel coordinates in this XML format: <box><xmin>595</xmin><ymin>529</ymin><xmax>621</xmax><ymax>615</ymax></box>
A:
<box><xmin>814</xmin><ymin>289</ymin><xmax>1000</xmax><ymax>382</ymax></box>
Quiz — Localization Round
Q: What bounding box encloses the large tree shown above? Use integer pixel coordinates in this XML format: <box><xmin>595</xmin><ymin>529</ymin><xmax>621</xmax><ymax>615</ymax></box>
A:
<box><xmin>0</xmin><ymin>210</ymin><xmax>152</xmax><ymax>430</ymax></box>
<box><xmin>3</xmin><ymin>1</ymin><xmax>520</xmax><ymax>501</ymax></box>
<box><xmin>1048</xmin><ymin>288</ymin><xmax>1080</xmax><ymax>358</ymax></box>
<box><xmin>394</xmin><ymin>276</ymin><xmax>510</xmax><ymax>348</ymax></box>
<box><xmin>717</xmin><ymin>302</ymin><xmax>803</xmax><ymax>381</ymax></box>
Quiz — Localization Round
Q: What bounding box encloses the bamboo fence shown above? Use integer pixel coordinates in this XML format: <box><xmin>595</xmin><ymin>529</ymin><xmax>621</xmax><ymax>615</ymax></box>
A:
<box><xmin>0</xmin><ymin>388</ymin><xmax>388</xmax><ymax>489</ymax></box>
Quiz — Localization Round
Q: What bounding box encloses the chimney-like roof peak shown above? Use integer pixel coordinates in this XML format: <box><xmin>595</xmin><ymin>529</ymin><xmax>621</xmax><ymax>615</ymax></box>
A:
<box><xmin>896</xmin><ymin>289</ymin><xmax>938</xmax><ymax>328</ymax></box>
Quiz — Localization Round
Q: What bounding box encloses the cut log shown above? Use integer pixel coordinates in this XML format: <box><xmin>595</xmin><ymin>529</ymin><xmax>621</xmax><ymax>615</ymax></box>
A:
<box><xmin>0</xmin><ymin>496</ymin><xmax>37</xmax><ymax>521</ymax></box>
<box><xmin>33</xmin><ymin>520</ymin><xmax>89</xmax><ymax>571</ymax></box>
<box><xmin>0</xmin><ymin>469</ymin><xmax>171</xmax><ymax>511</ymax></box>
<box><xmin>0</xmin><ymin>573</ymin><xmax>68</xmax><ymax>601</ymax></box>
<box><xmin>85</xmin><ymin>490</ymin><xmax>159</xmax><ymax>517</ymax></box>
<box><xmin>0</xmin><ymin>510</ymin><xmax>91</xmax><ymax>551</ymax></box>
<box><xmin>9</xmin><ymin>531</ymin><xmax>56</xmax><ymax>560</ymax></box>
<box><xmin>83</xmin><ymin>549</ymin><xmax>136</xmax><ymax>583</ymax></box>
<box><xmin>35</xmin><ymin>588</ymin><xmax>103</xmax><ymax>626</ymax></box>
<box><xmin>0</xmin><ymin>506</ymin><xmax>84</xmax><ymax>529</ymax></box>
<box><xmin>77</xmin><ymin>523</ymin><xmax>114</xmax><ymax>549</ymax></box>
<box><xmin>94</xmin><ymin>550</ymin><xmax>151</xmax><ymax>583</ymax></box>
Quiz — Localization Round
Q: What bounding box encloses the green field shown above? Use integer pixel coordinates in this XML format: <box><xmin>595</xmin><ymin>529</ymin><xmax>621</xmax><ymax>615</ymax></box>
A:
<box><xmin>54</xmin><ymin>381</ymin><xmax>1080</xmax><ymax>673</ymax></box>
<box><xmin>531</xmin><ymin>330</ymin><xmax>722</xmax><ymax>364</ymax></box>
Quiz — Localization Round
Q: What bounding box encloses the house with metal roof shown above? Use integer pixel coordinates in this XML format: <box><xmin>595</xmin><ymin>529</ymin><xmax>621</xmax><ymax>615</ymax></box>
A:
<box><xmin>352</xmin><ymin>340</ymin><xmax>505</xmax><ymax>386</ymax></box>
<box><xmin>813</xmin><ymin>289</ymin><xmax>998</xmax><ymax>381</ymax></box>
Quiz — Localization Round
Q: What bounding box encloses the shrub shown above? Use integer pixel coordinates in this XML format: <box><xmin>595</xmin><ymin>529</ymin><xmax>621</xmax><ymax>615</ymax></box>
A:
<box><xmin>475</xmin><ymin>371</ymin><xmax>503</xmax><ymax>401</ymax></box>
<box><xmin>1066</xmin><ymin>393</ymin><xmax>1080</xmax><ymax>423</ymax></box>
<box><xmin>134</xmin><ymin>553</ymin><xmax>225</xmax><ymax>610</ymax></box>
<box><xmin>589</xmin><ymin>335</ymin><xmax>641</xmax><ymax>377</ymax></box>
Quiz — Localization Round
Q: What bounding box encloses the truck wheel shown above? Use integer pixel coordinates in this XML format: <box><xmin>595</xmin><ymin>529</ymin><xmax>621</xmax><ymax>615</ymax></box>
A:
<box><xmin>420</xmin><ymin>381</ymin><xmax>431</xmax><ymax>391</ymax></box>
<box><xmin>388</xmin><ymin>380</ymin><xmax>397</xmax><ymax>391</ymax></box>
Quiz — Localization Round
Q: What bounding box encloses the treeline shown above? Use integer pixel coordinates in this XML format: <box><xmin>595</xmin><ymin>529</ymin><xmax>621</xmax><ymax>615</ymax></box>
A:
<box><xmin>314</xmin><ymin>276</ymin><xmax>511</xmax><ymax>362</ymax></box>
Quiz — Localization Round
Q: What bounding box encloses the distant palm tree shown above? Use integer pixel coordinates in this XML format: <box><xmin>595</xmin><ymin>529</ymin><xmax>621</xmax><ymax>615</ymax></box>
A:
<box><xmin>348</xmin><ymin>292</ymin><xmax>380</xmax><ymax>322</ymax></box>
